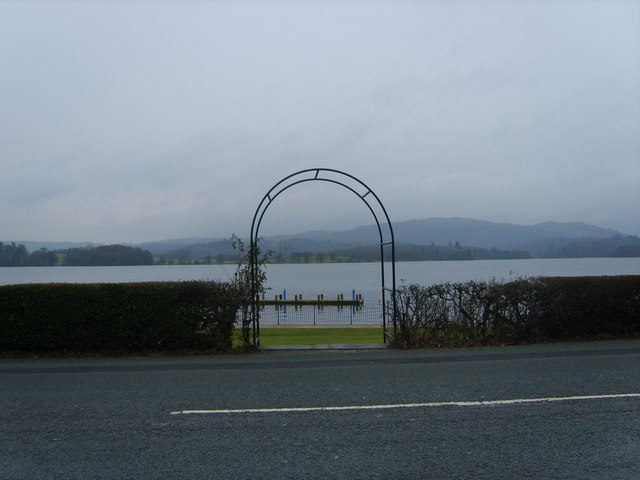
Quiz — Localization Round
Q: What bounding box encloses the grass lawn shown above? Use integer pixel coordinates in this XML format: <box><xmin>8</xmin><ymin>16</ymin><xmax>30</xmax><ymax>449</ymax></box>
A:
<box><xmin>255</xmin><ymin>327</ymin><xmax>385</xmax><ymax>346</ymax></box>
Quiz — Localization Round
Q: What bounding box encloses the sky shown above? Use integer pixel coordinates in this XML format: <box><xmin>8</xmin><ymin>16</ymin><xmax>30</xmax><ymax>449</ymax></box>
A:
<box><xmin>1</xmin><ymin>0</ymin><xmax>639</xmax><ymax>244</ymax></box>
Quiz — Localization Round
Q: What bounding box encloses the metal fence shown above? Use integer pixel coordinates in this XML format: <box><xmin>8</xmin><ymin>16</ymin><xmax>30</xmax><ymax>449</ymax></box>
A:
<box><xmin>256</xmin><ymin>304</ymin><xmax>383</xmax><ymax>325</ymax></box>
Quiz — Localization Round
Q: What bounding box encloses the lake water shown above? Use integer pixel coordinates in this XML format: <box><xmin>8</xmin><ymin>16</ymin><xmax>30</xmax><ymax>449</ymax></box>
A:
<box><xmin>1</xmin><ymin>258</ymin><xmax>638</xmax><ymax>304</ymax></box>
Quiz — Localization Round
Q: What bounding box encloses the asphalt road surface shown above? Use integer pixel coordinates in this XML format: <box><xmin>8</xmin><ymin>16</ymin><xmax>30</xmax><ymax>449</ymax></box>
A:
<box><xmin>2</xmin><ymin>340</ymin><xmax>640</xmax><ymax>479</ymax></box>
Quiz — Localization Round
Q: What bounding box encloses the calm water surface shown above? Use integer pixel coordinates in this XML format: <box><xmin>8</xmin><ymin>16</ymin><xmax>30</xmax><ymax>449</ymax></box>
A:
<box><xmin>1</xmin><ymin>258</ymin><xmax>638</xmax><ymax>304</ymax></box>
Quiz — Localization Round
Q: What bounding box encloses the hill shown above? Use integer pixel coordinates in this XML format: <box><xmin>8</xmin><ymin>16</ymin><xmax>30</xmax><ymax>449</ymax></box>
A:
<box><xmin>139</xmin><ymin>218</ymin><xmax>639</xmax><ymax>261</ymax></box>
<box><xmin>5</xmin><ymin>218</ymin><xmax>638</xmax><ymax>263</ymax></box>
<box><xmin>276</xmin><ymin>217</ymin><xmax>621</xmax><ymax>250</ymax></box>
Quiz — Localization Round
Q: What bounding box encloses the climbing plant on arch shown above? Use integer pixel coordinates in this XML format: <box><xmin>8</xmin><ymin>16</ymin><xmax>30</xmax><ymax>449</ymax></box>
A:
<box><xmin>249</xmin><ymin>168</ymin><xmax>397</xmax><ymax>347</ymax></box>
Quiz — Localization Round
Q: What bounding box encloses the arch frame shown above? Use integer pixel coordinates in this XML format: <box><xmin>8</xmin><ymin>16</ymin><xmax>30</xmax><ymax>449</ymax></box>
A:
<box><xmin>249</xmin><ymin>168</ymin><xmax>397</xmax><ymax>347</ymax></box>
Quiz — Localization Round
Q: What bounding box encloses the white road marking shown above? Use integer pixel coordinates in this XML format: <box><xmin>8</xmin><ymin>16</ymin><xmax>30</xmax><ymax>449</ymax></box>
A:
<box><xmin>170</xmin><ymin>393</ymin><xmax>640</xmax><ymax>415</ymax></box>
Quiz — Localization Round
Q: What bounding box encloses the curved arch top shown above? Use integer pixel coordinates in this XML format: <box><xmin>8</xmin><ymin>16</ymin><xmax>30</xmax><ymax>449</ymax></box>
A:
<box><xmin>249</xmin><ymin>168</ymin><xmax>397</xmax><ymax>347</ymax></box>
<box><xmin>251</xmin><ymin>168</ymin><xmax>395</xmax><ymax>247</ymax></box>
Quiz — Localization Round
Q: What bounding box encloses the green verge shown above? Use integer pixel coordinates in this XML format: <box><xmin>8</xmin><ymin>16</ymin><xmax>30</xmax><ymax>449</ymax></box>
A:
<box><xmin>251</xmin><ymin>327</ymin><xmax>384</xmax><ymax>346</ymax></box>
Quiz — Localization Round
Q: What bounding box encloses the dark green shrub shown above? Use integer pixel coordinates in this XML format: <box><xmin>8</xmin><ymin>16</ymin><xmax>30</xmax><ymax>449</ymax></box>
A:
<box><xmin>392</xmin><ymin>276</ymin><xmax>640</xmax><ymax>348</ymax></box>
<box><xmin>530</xmin><ymin>276</ymin><xmax>640</xmax><ymax>339</ymax></box>
<box><xmin>0</xmin><ymin>281</ymin><xmax>240</xmax><ymax>353</ymax></box>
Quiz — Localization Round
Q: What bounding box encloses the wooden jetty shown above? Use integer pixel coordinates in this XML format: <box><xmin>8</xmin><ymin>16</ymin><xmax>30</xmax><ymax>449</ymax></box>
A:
<box><xmin>259</xmin><ymin>293</ymin><xmax>363</xmax><ymax>307</ymax></box>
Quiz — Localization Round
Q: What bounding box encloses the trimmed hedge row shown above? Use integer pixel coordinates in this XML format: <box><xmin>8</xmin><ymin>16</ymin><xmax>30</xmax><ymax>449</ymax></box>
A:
<box><xmin>0</xmin><ymin>281</ymin><xmax>239</xmax><ymax>353</ymax></box>
<box><xmin>393</xmin><ymin>276</ymin><xmax>640</xmax><ymax>348</ymax></box>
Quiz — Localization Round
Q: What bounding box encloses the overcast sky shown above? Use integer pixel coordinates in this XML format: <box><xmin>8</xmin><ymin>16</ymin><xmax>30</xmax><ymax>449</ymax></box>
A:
<box><xmin>1</xmin><ymin>0</ymin><xmax>638</xmax><ymax>244</ymax></box>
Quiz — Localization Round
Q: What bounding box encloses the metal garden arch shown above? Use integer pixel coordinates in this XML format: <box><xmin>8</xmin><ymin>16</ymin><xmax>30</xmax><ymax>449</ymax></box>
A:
<box><xmin>250</xmin><ymin>168</ymin><xmax>397</xmax><ymax>347</ymax></box>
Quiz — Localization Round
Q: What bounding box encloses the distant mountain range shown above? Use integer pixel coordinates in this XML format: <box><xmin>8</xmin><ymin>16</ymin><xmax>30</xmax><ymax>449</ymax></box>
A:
<box><xmin>7</xmin><ymin>217</ymin><xmax>639</xmax><ymax>259</ymax></box>
<box><xmin>266</xmin><ymin>217</ymin><xmax>623</xmax><ymax>250</ymax></box>
<box><xmin>258</xmin><ymin>218</ymin><xmax>638</xmax><ymax>259</ymax></box>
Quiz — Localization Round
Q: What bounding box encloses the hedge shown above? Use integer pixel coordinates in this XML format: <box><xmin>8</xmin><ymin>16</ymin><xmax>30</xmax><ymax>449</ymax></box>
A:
<box><xmin>0</xmin><ymin>281</ymin><xmax>240</xmax><ymax>353</ymax></box>
<box><xmin>3</xmin><ymin>276</ymin><xmax>638</xmax><ymax>353</ymax></box>
<box><xmin>393</xmin><ymin>276</ymin><xmax>640</xmax><ymax>348</ymax></box>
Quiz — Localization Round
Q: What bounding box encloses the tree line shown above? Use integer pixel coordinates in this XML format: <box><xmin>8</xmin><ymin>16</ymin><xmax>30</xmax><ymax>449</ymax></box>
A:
<box><xmin>0</xmin><ymin>243</ymin><xmax>58</xmax><ymax>266</ymax></box>
<box><xmin>157</xmin><ymin>242</ymin><xmax>531</xmax><ymax>264</ymax></box>
<box><xmin>0</xmin><ymin>241</ymin><xmax>527</xmax><ymax>266</ymax></box>
<box><xmin>3</xmin><ymin>235</ymin><xmax>638</xmax><ymax>267</ymax></box>
<box><xmin>64</xmin><ymin>245</ymin><xmax>153</xmax><ymax>266</ymax></box>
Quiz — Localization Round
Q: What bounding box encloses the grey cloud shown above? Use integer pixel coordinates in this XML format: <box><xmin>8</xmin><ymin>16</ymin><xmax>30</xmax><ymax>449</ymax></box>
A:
<box><xmin>1</xmin><ymin>0</ymin><xmax>638</xmax><ymax>243</ymax></box>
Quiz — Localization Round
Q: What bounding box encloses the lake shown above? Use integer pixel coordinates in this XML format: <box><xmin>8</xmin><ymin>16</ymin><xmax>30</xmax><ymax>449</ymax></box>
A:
<box><xmin>1</xmin><ymin>258</ymin><xmax>638</xmax><ymax>304</ymax></box>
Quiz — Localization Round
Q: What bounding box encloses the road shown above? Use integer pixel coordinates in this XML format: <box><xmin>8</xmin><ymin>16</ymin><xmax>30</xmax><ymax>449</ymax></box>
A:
<box><xmin>2</xmin><ymin>340</ymin><xmax>640</xmax><ymax>479</ymax></box>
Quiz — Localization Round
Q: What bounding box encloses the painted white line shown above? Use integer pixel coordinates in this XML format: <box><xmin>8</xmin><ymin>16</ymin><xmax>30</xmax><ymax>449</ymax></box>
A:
<box><xmin>170</xmin><ymin>393</ymin><xmax>640</xmax><ymax>415</ymax></box>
